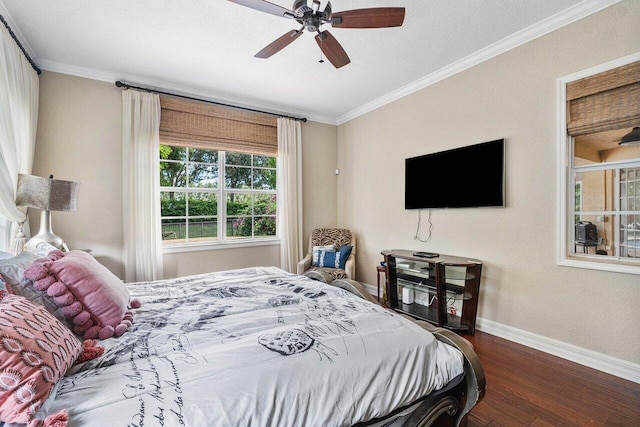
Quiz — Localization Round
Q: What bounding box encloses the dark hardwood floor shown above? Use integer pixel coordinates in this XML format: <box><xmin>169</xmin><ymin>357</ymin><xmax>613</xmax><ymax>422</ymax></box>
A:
<box><xmin>463</xmin><ymin>331</ymin><xmax>640</xmax><ymax>427</ymax></box>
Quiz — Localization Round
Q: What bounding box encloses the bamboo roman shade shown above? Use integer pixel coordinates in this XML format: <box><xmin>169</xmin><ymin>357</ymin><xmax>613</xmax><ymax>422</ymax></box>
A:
<box><xmin>566</xmin><ymin>61</ymin><xmax>640</xmax><ymax>137</ymax></box>
<box><xmin>159</xmin><ymin>96</ymin><xmax>278</xmax><ymax>156</ymax></box>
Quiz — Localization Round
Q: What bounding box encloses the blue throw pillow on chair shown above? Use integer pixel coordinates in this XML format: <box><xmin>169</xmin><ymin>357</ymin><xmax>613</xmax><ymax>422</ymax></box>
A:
<box><xmin>312</xmin><ymin>245</ymin><xmax>336</xmax><ymax>265</ymax></box>
<box><xmin>315</xmin><ymin>245</ymin><xmax>353</xmax><ymax>269</ymax></box>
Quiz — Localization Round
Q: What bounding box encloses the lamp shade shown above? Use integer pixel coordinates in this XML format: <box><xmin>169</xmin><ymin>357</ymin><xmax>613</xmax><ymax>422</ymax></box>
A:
<box><xmin>15</xmin><ymin>174</ymin><xmax>80</xmax><ymax>211</ymax></box>
<box><xmin>619</xmin><ymin>127</ymin><xmax>640</xmax><ymax>146</ymax></box>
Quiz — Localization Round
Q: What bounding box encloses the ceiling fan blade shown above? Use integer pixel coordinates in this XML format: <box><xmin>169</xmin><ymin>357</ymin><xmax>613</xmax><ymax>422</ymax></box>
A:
<box><xmin>255</xmin><ymin>29</ymin><xmax>304</xmax><ymax>58</ymax></box>
<box><xmin>315</xmin><ymin>30</ymin><xmax>350</xmax><ymax>69</ymax></box>
<box><xmin>228</xmin><ymin>0</ymin><xmax>296</xmax><ymax>19</ymax></box>
<box><xmin>331</xmin><ymin>7</ymin><xmax>405</xmax><ymax>28</ymax></box>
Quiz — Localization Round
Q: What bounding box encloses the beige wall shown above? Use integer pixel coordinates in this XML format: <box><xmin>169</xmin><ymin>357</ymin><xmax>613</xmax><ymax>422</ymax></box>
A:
<box><xmin>301</xmin><ymin>120</ymin><xmax>338</xmax><ymax>241</ymax></box>
<box><xmin>33</xmin><ymin>73</ymin><xmax>123</xmax><ymax>275</ymax></box>
<box><xmin>33</xmin><ymin>71</ymin><xmax>337</xmax><ymax>279</ymax></box>
<box><xmin>337</xmin><ymin>1</ymin><xmax>640</xmax><ymax>364</ymax></box>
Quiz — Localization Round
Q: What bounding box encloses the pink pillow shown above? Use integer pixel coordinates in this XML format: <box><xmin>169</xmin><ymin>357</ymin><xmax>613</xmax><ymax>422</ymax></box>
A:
<box><xmin>24</xmin><ymin>251</ymin><xmax>134</xmax><ymax>340</ymax></box>
<box><xmin>0</xmin><ymin>294</ymin><xmax>82</xmax><ymax>424</ymax></box>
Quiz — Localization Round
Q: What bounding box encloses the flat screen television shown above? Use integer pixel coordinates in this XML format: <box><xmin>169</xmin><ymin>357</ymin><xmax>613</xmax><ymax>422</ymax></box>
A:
<box><xmin>405</xmin><ymin>139</ymin><xmax>505</xmax><ymax>209</ymax></box>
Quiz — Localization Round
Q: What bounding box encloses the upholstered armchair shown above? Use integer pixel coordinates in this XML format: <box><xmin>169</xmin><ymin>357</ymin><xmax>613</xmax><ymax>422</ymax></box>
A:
<box><xmin>297</xmin><ymin>228</ymin><xmax>356</xmax><ymax>281</ymax></box>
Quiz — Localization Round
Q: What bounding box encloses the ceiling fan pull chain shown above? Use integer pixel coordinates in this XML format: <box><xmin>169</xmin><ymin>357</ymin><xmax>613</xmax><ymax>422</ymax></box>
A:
<box><xmin>317</xmin><ymin>30</ymin><xmax>324</xmax><ymax>63</ymax></box>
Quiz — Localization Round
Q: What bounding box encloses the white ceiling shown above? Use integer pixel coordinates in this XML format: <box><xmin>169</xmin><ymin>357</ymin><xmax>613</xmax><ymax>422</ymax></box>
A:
<box><xmin>0</xmin><ymin>0</ymin><xmax>619</xmax><ymax>124</ymax></box>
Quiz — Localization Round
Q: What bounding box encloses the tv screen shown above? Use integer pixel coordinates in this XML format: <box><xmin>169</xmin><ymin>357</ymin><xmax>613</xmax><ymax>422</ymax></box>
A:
<box><xmin>405</xmin><ymin>139</ymin><xmax>505</xmax><ymax>209</ymax></box>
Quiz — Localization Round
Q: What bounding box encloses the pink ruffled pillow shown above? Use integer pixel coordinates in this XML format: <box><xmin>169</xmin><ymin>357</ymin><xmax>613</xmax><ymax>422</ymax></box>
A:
<box><xmin>24</xmin><ymin>251</ymin><xmax>136</xmax><ymax>340</ymax></box>
<box><xmin>0</xmin><ymin>294</ymin><xmax>81</xmax><ymax>424</ymax></box>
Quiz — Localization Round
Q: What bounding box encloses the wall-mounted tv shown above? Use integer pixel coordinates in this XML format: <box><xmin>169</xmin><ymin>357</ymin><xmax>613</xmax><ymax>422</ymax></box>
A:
<box><xmin>405</xmin><ymin>139</ymin><xmax>505</xmax><ymax>209</ymax></box>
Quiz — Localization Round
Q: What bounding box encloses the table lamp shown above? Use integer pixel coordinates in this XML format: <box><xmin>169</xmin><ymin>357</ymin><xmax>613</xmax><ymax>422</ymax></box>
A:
<box><xmin>15</xmin><ymin>174</ymin><xmax>80</xmax><ymax>252</ymax></box>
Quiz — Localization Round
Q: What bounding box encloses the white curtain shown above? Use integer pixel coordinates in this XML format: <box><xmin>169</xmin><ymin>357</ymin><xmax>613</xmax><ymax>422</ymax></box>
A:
<box><xmin>122</xmin><ymin>90</ymin><xmax>163</xmax><ymax>282</ymax></box>
<box><xmin>0</xmin><ymin>23</ymin><xmax>39</xmax><ymax>253</ymax></box>
<box><xmin>277</xmin><ymin>118</ymin><xmax>303</xmax><ymax>273</ymax></box>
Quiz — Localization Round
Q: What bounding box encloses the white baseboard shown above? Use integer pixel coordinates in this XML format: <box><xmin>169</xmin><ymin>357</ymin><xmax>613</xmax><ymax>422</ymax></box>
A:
<box><xmin>359</xmin><ymin>282</ymin><xmax>640</xmax><ymax>384</ymax></box>
<box><xmin>476</xmin><ymin>318</ymin><xmax>640</xmax><ymax>384</ymax></box>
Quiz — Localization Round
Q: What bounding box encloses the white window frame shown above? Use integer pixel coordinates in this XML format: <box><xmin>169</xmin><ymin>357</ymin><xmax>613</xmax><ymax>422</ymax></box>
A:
<box><xmin>556</xmin><ymin>52</ymin><xmax>640</xmax><ymax>275</ymax></box>
<box><xmin>160</xmin><ymin>148</ymin><xmax>279</xmax><ymax>253</ymax></box>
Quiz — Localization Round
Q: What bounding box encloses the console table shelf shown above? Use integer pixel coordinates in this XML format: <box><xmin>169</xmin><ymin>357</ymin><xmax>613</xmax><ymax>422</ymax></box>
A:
<box><xmin>382</xmin><ymin>249</ymin><xmax>482</xmax><ymax>335</ymax></box>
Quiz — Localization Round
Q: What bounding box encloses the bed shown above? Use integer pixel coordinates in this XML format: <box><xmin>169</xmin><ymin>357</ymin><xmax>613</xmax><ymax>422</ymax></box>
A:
<box><xmin>0</xmin><ymin>252</ymin><xmax>484</xmax><ymax>427</ymax></box>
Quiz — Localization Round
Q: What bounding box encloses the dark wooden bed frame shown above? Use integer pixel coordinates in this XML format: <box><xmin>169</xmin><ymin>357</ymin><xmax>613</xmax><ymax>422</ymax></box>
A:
<box><xmin>305</xmin><ymin>272</ymin><xmax>486</xmax><ymax>427</ymax></box>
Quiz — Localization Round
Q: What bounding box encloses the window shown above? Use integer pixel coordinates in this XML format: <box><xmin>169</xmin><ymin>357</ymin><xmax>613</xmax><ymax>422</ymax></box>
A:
<box><xmin>160</xmin><ymin>145</ymin><xmax>277</xmax><ymax>246</ymax></box>
<box><xmin>570</xmin><ymin>136</ymin><xmax>640</xmax><ymax>260</ymax></box>
<box><xmin>156</xmin><ymin>95</ymin><xmax>279</xmax><ymax>249</ymax></box>
<box><xmin>558</xmin><ymin>55</ymin><xmax>640</xmax><ymax>274</ymax></box>
<box><xmin>619</xmin><ymin>167</ymin><xmax>640</xmax><ymax>258</ymax></box>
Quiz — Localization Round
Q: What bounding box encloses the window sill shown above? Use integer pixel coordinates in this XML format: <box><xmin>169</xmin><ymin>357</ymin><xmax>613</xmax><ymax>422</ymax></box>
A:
<box><xmin>162</xmin><ymin>238</ymin><xmax>280</xmax><ymax>254</ymax></box>
<box><xmin>558</xmin><ymin>255</ymin><xmax>640</xmax><ymax>275</ymax></box>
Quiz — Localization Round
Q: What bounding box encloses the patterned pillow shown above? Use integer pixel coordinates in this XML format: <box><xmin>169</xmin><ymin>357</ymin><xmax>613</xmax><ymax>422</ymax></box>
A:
<box><xmin>0</xmin><ymin>294</ymin><xmax>82</xmax><ymax>424</ymax></box>
<box><xmin>312</xmin><ymin>245</ymin><xmax>335</xmax><ymax>265</ymax></box>
<box><xmin>314</xmin><ymin>245</ymin><xmax>353</xmax><ymax>269</ymax></box>
<box><xmin>24</xmin><ymin>250</ymin><xmax>133</xmax><ymax>340</ymax></box>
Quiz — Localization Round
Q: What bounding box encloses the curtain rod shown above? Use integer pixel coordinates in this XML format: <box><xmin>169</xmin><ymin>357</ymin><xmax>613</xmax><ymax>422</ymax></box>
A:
<box><xmin>115</xmin><ymin>80</ymin><xmax>307</xmax><ymax>122</ymax></box>
<box><xmin>0</xmin><ymin>15</ymin><xmax>41</xmax><ymax>75</ymax></box>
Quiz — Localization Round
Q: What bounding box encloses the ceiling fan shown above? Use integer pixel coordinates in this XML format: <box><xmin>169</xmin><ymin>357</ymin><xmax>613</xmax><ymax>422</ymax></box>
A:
<box><xmin>228</xmin><ymin>0</ymin><xmax>405</xmax><ymax>68</ymax></box>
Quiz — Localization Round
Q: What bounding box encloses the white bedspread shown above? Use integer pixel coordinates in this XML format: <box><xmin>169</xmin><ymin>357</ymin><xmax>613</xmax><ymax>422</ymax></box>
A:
<box><xmin>46</xmin><ymin>267</ymin><xmax>463</xmax><ymax>426</ymax></box>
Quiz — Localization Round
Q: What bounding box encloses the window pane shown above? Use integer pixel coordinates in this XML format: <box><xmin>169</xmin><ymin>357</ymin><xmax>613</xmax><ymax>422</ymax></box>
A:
<box><xmin>573</xmin><ymin>131</ymin><xmax>640</xmax><ymax>166</ymax></box>
<box><xmin>253</xmin><ymin>155</ymin><xmax>275</xmax><ymax>167</ymax></box>
<box><xmin>253</xmin><ymin>168</ymin><xmax>276</xmax><ymax>190</ymax></box>
<box><xmin>161</xmin><ymin>219</ymin><xmax>184</xmax><ymax>241</ymax></box>
<box><xmin>189</xmin><ymin>164</ymin><xmax>218</xmax><ymax>188</ymax></box>
<box><xmin>188</xmin><ymin>218</ymin><xmax>217</xmax><ymax>239</ymax></box>
<box><xmin>227</xmin><ymin>193</ymin><xmax>252</xmax><ymax>215</ymax></box>
<box><xmin>227</xmin><ymin>217</ymin><xmax>253</xmax><ymax>238</ymax></box>
<box><xmin>620</xmin><ymin>213</ymin><xmax>640</xmax><ymax>258</ymax></box>
<box><xmin>226</xmin><ymin>152</ymin><xmax>251</xmax><ymax>166</ymax></box>
<box><xmin>188</xmin><ymin>192</ymin><xmax>217</xmax><ymax>216</ymax></box>
<box><xmin>160</xmin><ymin>145</ymin><xmax>186</xmax><ymax>161</ymax></box>
<box><xmin>254</xmin><ymin>194</ymin><xmax>276</xmax><ymax>215</ymax></box>
<box><xmin>254</xmin><ymin>217</ymin><xmax>276</xmax><ymax>237</ymax></box>
<box><xmin>574</xmin><ymin>171</ymin><xmax>608</xmax><ymax>213</ymax></box>
<box><xmin>160</xmin><ymin>192</ymin><xmax>186</xmax><ymax>217</ymax></box>
<box><xmin>620</xmin><ymin>181</ymin><xmax>628</xmax><ymax>198</ymax></box>
<box><xmin>160</xmin><ymin>161</ymin><xmax>187</xmax><ymax>187</ymax></box>
<box><xmin>225</xmin><ymin>166</ymin><xmax>251</xmax><ymax>189</ymax></box>
<box><xmin>160</xmin><ymin>147</ymin><xmax>278</xmax><ymax>246</ymax></box>
<box><xmin>189</xmin><ymin>148</ymin><xmax>218</xmax><ymax>164</ymax></box>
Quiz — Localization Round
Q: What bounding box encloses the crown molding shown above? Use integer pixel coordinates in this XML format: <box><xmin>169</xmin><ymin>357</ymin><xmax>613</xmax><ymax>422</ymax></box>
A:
<box><xmin>336</xmin><ymin>0</ymin><xmax>622</xmax><ymax>125</ymax></box>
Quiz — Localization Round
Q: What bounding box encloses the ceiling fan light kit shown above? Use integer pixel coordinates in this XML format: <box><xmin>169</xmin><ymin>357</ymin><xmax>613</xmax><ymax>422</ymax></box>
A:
<box><xmin>619</xmin><ymin>127</ymin><xmax>640</xmax><ymax>146</ymax></box>
<box><xmin>228</xmin><ymin>0</ymin><xmax>405</xmax><ymax>68</ymax></box>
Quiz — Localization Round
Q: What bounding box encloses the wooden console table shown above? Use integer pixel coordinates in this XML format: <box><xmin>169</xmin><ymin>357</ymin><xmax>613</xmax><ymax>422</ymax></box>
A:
<box><xmin>382</xmin><ymin>249</ymin><xmax>482</xmax><ymax>335</ymax></box>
